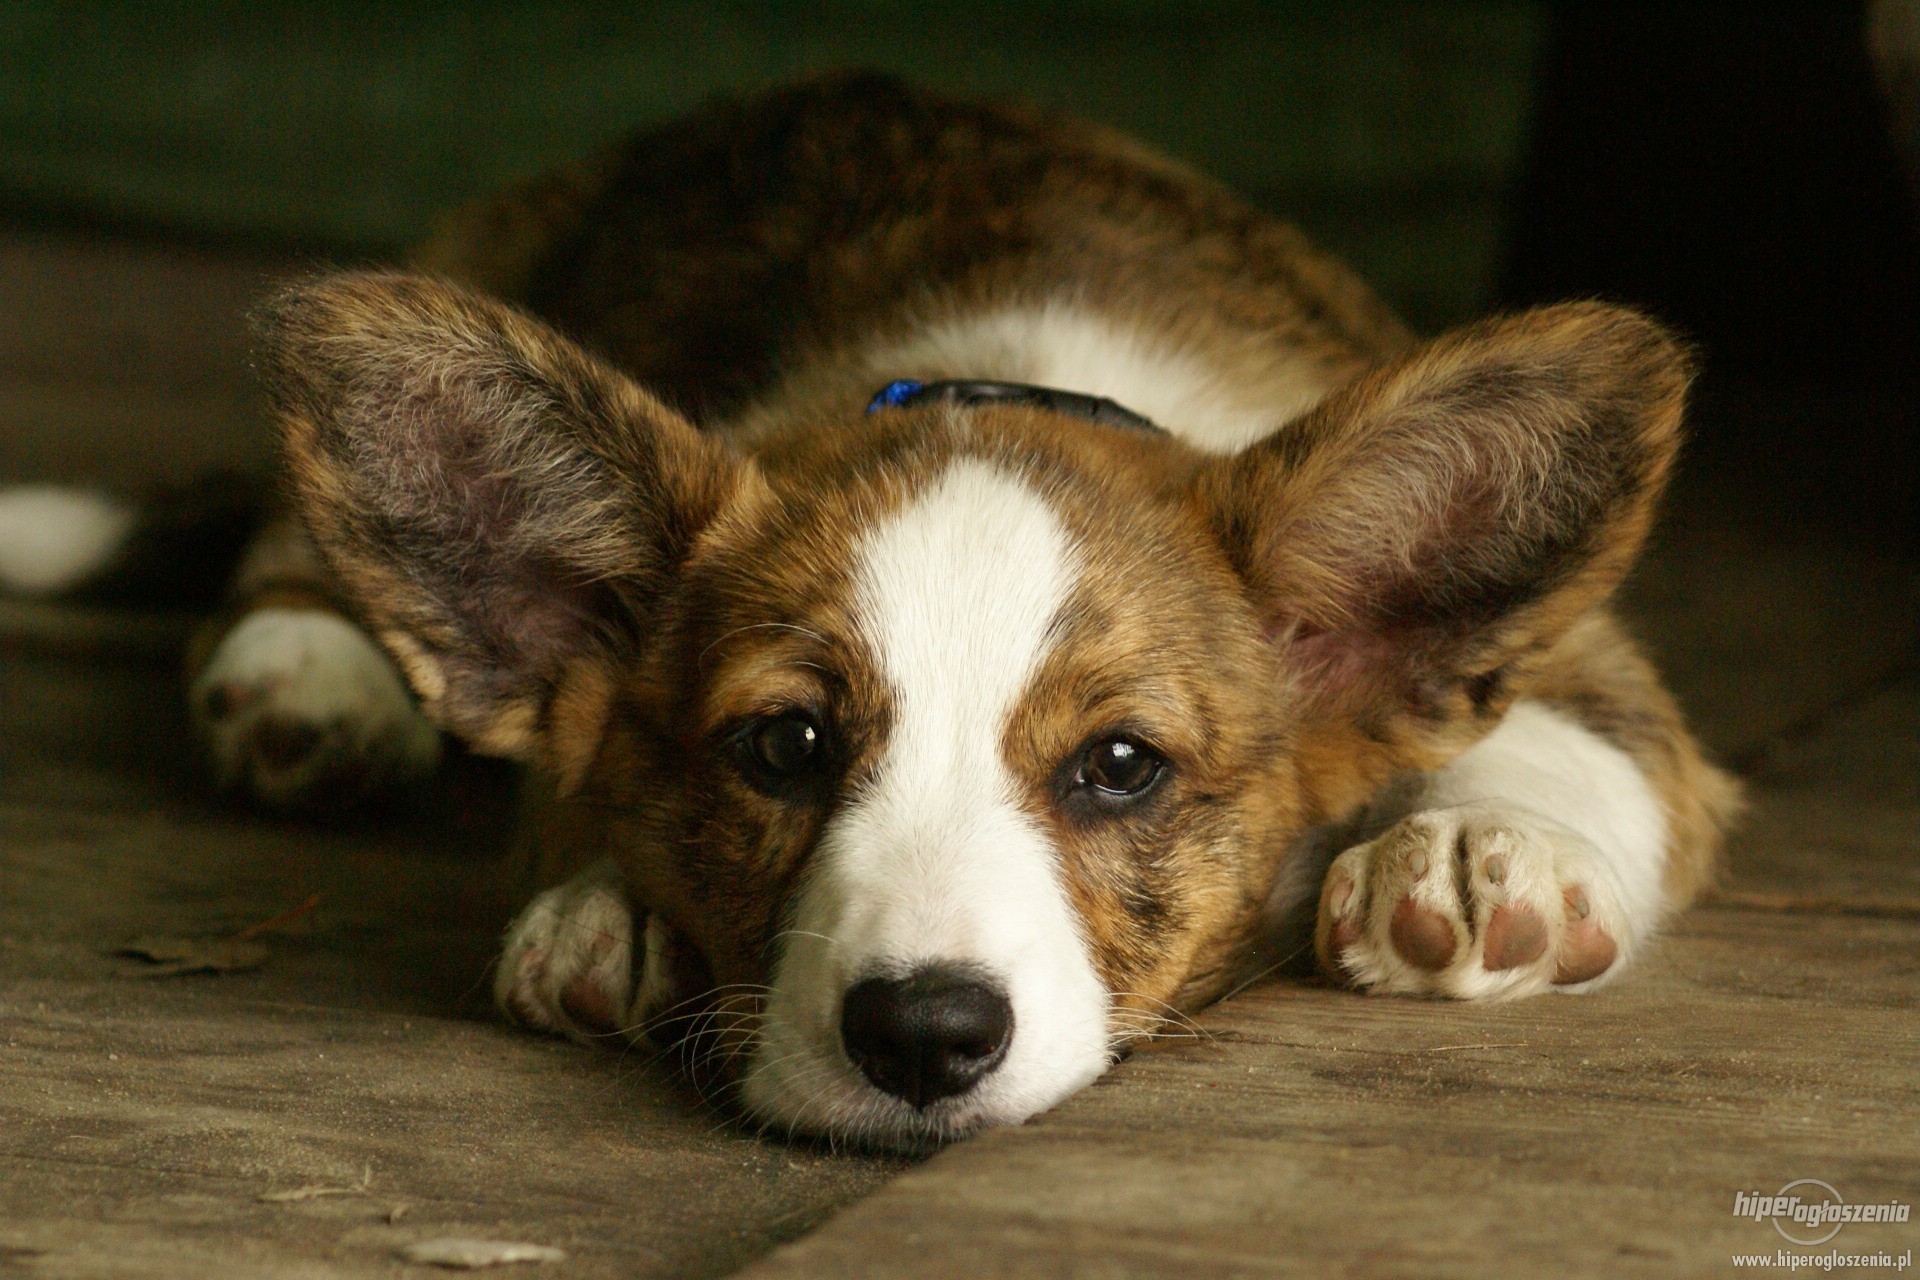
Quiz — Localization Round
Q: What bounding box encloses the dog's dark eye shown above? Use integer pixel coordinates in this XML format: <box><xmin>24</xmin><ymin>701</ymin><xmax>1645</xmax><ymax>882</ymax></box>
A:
<box><xmin>736</xmin><ymin>712</ymin><xmax>829</xmax><ymax>792</ymax></box>
<box><xmin>1077</xmin><ymin>737</ymin><xmax>1165</xmax><ymax>798</ymax></box>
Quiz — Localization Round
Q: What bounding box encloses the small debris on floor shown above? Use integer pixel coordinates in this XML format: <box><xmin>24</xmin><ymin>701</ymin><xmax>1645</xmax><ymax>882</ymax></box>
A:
<box><xmin>112</xmin><ymin>894</ymin><xmax>320</xmax><ymax>978</ymax></box>
<box><xmin>231</xmin><ymin>893</ymin><xmax>322</xmax><ymax>940</ymax></box>
<box><xmin>399</xmin><ymin>1238</ymin><xmax>566</xmax><ymax>1268</ymax></box>
<box><xmin>259</xmin><ymin>1165</ymin><xmax>373</xmax><ymax>1203</ymax></box>
<box><xmin>257</xmin><ymin>1182</ymin><xmax>370</xmax><ymax>1204</ymax></box>
<box><xmin>115</xmin><ymin>935</ymin><xmax>270</xmax><ymax>977</ymax></box>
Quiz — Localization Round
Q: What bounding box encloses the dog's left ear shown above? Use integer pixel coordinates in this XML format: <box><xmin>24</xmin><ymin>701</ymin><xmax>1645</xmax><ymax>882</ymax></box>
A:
<box><xmin>1193</xmin><ymin>302</ymin><xmax>1689</xmax><ymax>760</ymax></box>
<box><xmin>257</xmin><ymin>271</ymin><xmax>750</xmax><ymax>781</ymax></box>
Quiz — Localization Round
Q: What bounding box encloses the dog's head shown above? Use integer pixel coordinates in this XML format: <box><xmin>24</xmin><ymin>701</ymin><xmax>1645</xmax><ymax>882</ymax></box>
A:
<box><xmin>260</xmin><ymin>272</ymin><xmax>1687</xmax><ymax>1148</ymax></box>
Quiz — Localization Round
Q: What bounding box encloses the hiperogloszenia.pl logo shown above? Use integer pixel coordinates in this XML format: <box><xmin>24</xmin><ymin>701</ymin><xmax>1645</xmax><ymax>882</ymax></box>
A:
<box><xmin>1735</xmin><ymin>1181</ymin><xmax>1912</xmax><ymax>1246</ymax></box>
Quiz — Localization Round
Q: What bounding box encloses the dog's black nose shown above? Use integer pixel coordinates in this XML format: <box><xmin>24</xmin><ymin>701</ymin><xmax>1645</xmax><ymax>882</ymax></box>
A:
<box><xmin>840</xmin><ymin>967</ymin><xmax>1014</xmax><ymax>1108</ymax></box>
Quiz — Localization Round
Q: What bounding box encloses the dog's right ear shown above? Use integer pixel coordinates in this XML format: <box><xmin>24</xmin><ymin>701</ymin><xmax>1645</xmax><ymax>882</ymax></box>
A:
<box><xmin>1190</xmin><ymin>302</ymin><xmax>1688</xmax><ymax>770</ymax></box>
<box><xmin>257</xmin><ymin>271</ymin><xmax>750</xmax><ymax>779</ymax></box>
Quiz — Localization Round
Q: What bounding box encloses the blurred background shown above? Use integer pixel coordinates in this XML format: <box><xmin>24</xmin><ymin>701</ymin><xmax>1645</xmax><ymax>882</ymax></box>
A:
<box><xmin>2</xmin><ymin>0</ymin><xmax>1914</xmax><ymax>534</ymax></box>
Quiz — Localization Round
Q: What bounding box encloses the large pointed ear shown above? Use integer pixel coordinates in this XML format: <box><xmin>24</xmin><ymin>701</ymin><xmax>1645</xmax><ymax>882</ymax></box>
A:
<box><xmin>1193</xmin><ymin>302</ymin><xmax>1689</xmax><ymax>757</ymax></box>
<box><xmin>256</xmin><ymin>271</ymin><xmax>748</xmax><ymax>775</ymax></box>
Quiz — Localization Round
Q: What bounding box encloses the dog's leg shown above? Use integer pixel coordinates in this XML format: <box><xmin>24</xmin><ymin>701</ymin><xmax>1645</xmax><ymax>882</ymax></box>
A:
<box><xmin>187</xmin><ymin>517</ymin><xmax>441</xmax><ymax>811</ymax></box>
<box><xmin>1314</xmin><ymin>612</ymin><xmax>1738</xmax><ymax>1000</ymax></box>
<box><xmin>1315</xmin><ymin>700</ymin><xmax>1667</xmax><ymax>998</ymax></box>
<box><xmin>495</xmin><ymin>861</ymin><xmax>685</xmax><ymax>1043</ymax></box>
<box><xmin>1313</xmin><ymin>613</ymin><xmax>1746</xmax><ymax>1005</ymax></box>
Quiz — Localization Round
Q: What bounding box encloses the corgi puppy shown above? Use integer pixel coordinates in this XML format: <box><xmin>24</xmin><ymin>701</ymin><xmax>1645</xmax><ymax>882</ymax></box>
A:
<box><xmin>199</xmin><ymin>73</ymin><xmax>1736</xmax><ymax>1149</ymax></box>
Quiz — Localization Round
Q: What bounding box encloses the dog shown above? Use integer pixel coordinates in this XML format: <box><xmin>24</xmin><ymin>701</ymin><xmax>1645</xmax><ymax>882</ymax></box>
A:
<box><xmin>9</xmin><ymin>73</ymin><xmax>1741</xmax><ymax>1150</ymax></box>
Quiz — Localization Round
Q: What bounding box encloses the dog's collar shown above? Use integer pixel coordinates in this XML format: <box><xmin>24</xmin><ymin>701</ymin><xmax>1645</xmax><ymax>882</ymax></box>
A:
<box><xmin>866</xmin><ymin>378</ymin><xmax>1165</xmax><ymax>435</ymax></box>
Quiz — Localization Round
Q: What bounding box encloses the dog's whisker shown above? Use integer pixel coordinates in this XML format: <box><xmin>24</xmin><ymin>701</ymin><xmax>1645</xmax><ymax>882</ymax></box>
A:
<box><xmin>1217</xmin><ymin>939</ymin><xmax>1316</xmax><ymax>1005</ymax></box>
<box><xmin>1107</xmin><ymin>991</ymin><xmax>1212</xmax><ymax>1042</ymax></box>
<box><xmin>642</xmin><ymin>997</ymin><xmax>765</xmax><ymax>1033</ymax></box>
<box><xmin>631</xmin><ymin>984</ymin><xmax>774</xmax><ymax>1032</ymax></box>
<box><xmin>766</xmin><ymin>929</ymin><xmax>840</xmax><ymax>949</ymax></box>
<box><xmin>632</xmin><ymin>1004</ymin><xmax>752</xmax><ymax>1034</ymax></box>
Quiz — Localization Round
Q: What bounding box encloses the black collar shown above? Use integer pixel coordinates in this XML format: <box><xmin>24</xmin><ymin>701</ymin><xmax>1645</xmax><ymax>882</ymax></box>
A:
<box><xmin>866</xmin><ymin>378</ymin><xmax>1165</xmax><ymax>435</ymax></box>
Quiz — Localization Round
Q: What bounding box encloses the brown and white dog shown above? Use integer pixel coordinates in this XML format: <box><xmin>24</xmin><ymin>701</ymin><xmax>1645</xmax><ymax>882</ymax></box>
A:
<box><xmin>20</xmin><ymin>74</ymin><xmax>1742</xmax><ymax>1149</ymax></box>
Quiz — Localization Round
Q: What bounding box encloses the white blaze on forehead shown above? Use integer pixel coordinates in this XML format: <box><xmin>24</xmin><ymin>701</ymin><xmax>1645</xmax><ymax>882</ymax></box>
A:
<box><xmin>855</xmin><ymin>458</ymin><xmax>1072</xmax><ymax>776</ymax></box>
<box><xmin>743</xmin><ymin>458</ymin><xmax>1112</xmax><ymax>1143</ymax></box>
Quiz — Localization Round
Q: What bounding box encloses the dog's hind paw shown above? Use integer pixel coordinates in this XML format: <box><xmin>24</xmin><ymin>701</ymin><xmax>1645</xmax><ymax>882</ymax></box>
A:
<box><xmin>1315</xmin><ymin>804</ymin><xmax>1627</xmax><ymax>1000</ymax></box>
<box><xmin>191</xmin><ymin>607</ymin><xmax>441</xmax><ymax>812</ymax></box>
<box><xmin>496</xmin><ymin>862</ymin><xmax>680</xmax><ymax>1042</ymax></box>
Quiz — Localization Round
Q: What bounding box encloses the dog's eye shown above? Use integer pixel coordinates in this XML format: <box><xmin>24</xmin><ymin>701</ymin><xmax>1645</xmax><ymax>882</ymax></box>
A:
<box><xmin>736</xmin><ymin>712</ymin><xmax>829</xmax><ymax>792</ymax></box>
<box><xmin>1077</xmin><ymin>737</ymin><xmax>1165</xmax><ymax>798</ymax></box>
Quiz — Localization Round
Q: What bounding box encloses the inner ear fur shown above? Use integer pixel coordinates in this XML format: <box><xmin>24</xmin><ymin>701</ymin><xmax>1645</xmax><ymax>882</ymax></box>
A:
<box><xmin>1196</xmin><ymin>301</ymin><xmax>1690</xmax><ymax>746</ymax></box>
<box><xmin>257</xmin><ymin>270</ymin><xmax>747</xmax><ymax>776</ymax></box>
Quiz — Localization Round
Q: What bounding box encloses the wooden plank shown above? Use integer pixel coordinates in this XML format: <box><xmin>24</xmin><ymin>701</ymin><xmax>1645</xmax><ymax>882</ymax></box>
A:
<box><xmin>1621</xmin><ymin>498</ymin><xmax>1918</xmax><ymax>764</ymax></box>
<box><xmin>739</xmin><ymin>909</ymin><xmax>1920</xmax><ymax>1280</ymax></box>
<box><xmin>0</xmin><ymin>984</ymin><xmax>902</xmax><ymax>1280</ymax></box>
<box><xmin>1725</xmin><ymin>674</ymin><xmax>1920</xmax><ymax>905</ymax></box>
<box><xmin>0</xmin><ymin>599</ymin><xmax>196</xmax><ymax>660</ymax></box>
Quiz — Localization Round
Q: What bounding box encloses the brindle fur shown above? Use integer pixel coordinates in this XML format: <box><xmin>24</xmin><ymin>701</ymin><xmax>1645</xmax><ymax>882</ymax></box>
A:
<box><xmin>251</xmin><ymin>72</ymin><xmax>1738</xmax><ymax>1067</ymax></box>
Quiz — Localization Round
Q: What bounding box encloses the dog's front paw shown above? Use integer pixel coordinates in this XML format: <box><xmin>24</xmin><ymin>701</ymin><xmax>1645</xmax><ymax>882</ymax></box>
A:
<box><xmin>496</xmin><ymin>863</ymin><xmax>676</xmax><ymax>1042</ymax></box>
<box><xmin>191</xmin><ymin>607</ymin><xmax>441</xmax><ymax>811</ymax></box>
<box><xmin>1315</xmin><ymin>805</ymin><xmax>1627</xmax><ymax>999</ymax></box>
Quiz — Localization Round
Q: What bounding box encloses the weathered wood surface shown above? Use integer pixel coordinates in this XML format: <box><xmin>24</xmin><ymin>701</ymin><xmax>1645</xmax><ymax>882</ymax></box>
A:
<box><xmin>1621</xmin><ymin>484</ymin><xmax>1918</xmax><ymax>769</ymax></box>
<box><xmin>1729</xmin><ymin>676</ymin><xmax>1920</xmax><ymax>905</ymax></box>
<box><xmin>0</xmin><ymin>980</ymin><xmax>899</xmax><ymax>1279</ymax></box>
<box><xmin>743</xmin><ymin>911</ymin><xmax>1918</xmax><ymax>1280</ymax></box>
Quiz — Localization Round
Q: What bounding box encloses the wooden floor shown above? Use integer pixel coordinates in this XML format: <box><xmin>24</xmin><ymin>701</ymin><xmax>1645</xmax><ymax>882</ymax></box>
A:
<box><xmin>1</xmin><ymin>228</ymin><xmax>1915</xmax><ymax>1277</ymax></box>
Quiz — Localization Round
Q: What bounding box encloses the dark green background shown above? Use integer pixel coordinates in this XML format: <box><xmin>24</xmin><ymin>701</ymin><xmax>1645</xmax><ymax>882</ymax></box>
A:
<box><xmin>0</xmin><ymin>2</ymin><xmax>1544</xmax><ymax>329</ymax></box>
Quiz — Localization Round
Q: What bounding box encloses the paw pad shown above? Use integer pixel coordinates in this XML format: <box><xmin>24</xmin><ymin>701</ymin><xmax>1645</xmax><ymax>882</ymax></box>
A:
<box><xmin>1481</xmin><ymin>904</ymin><xmax>1548</xmax><ymax>971</ymax></box>
<box><xmin>1388</xmin><ymin>899</ymin><xmax>1457</xmax><ymax>971</ymax></box>
<box><xmin>1553</xmin><ymin>888</ymin><xmax>1619</xmax><ymax>985</ymax></box>
<box><xmin>559</xmin><ymin>972</ymin><xmax>624</xmax><ymax>1034</ymax></box>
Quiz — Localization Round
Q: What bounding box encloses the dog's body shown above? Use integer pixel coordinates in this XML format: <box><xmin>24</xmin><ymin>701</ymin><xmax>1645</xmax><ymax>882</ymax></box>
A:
<box><xmin>174</xmin><ymin>74</ymin><xmax>1737</xmax><ymax>1149</ymax></box>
